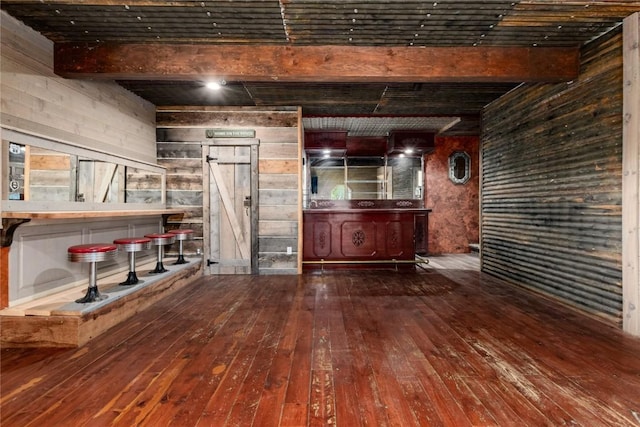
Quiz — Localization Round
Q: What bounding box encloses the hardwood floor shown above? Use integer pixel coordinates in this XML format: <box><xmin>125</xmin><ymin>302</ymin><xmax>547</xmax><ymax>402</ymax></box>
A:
<box><xmin>2</xmin><ymin>254</ymin><xmax>640</xmax><ymax>426</ymax></box>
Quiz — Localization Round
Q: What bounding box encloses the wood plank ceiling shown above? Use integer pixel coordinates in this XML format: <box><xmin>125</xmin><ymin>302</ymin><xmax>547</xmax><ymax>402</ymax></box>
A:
<box><xmin>2</xmin><ymin>1</ymin><xmax>639</xmax><ymax>135</ymax></box>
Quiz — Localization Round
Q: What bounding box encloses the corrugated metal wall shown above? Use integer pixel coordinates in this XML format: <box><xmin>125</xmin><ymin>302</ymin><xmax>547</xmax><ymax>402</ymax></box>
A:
<box><xmin>481</xmin><ymin>29</ymin><xmax>624</xmax><ymax>324</ymax></box>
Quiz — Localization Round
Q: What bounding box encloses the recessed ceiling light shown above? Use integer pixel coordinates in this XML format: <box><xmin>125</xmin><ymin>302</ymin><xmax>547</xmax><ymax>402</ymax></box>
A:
<box><xmin>206</xmin><ymin>82</ymin><xmax>222</xmax><ymax>90</ymax></box>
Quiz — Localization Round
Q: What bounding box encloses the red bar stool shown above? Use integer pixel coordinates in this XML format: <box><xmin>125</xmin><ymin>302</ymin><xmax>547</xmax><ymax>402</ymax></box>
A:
<box><xmin>68</xmin><ymin>243</ymin><xmax>118</xmax><ymax>304</ymax></box>
<box><xmin>113</xmin><ymin>237</ymin><xmax>151</xmax><ymax>285</ymax></box>
<box><xmin>144</xmin><ymin>232</ymin><xmax>176</xmax><ymax>274</ymax></box>
<box><xmin>168</xmin><ymin>229</ymin><xmax>194</xmax><ymax>264</ymax></box>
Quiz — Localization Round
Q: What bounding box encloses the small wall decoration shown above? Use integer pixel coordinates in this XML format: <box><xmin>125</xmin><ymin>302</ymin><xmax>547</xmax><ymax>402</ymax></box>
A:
<box><xmin>448</xmin><ymin>151</ymin><xmax>471</xmax><ymax>184</ymax></box>
<box><xmin>352</xmin><ymin>230</ymin><xmax>366</xmax><ymax>247</ymax></box>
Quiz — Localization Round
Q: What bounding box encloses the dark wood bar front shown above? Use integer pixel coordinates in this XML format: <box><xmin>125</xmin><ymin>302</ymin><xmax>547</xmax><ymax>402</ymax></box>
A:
<box><xmin>303</xmin><ymin>203</ymin><xmax>430</xmax><ymax>270</ymax></box>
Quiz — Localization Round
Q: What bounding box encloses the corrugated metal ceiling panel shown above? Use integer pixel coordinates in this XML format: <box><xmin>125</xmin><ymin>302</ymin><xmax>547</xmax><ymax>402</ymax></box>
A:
<box><xmin>1</xmin><ymin>0</ymin><xmax>638</xmax><ymax>135</ymax></box>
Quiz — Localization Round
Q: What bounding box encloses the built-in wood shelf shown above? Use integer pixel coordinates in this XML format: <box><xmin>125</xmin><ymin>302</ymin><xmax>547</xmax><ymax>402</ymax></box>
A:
<box><xmin>1</xmin><ymin>209</ymin><xmax>185</xmax><ymax>249</ymax></box>
<box><xmin>2</xmin><ymin>209</ymin><xmax>183</xmax><ymax>220</ymax></box>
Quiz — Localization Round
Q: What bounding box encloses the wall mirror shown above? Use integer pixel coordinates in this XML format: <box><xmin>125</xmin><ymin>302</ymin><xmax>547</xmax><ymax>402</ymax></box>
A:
<box><xmin>2</xmin><ymin>129</ymin><xmax>166</xmax><ymax>211</ymax></box>
<box><xmin>448</xmin><ymin>151</ymin><xmax>471</xmax><ymax>185</ymax></box>
<box><xmin>387</xmin><ymin>156</ymin><xmax>423</xmax><ymax>199</ymax></box>
<box><xmin>346</xmin><ymin>156</ymin><xmax>386</xmax><ymax>199</ymax></box>
<box><xmin>306</xmin><ymin>154</ymin><xmax>423</xmax><ymax>203</ymax></box>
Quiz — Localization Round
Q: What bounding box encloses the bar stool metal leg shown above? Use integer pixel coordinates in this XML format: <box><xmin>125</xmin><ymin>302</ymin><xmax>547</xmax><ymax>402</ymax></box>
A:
<box><xmin>114</xmin><ymin>237</ymin><xmax>151</xmax><ymax>285</ymax></box>
<box><xmin>77</xmin><ymin>261</ymin><xmax>102</xmax><ymax>303</ymax></box>
<box><xmin>176</xmin><ymin>239</ymin><xmax>186</xmax><ymax>264</ymax></box>
<box><xmin>122</xmin><ymin>252</ymin><xmax>139</xmax><ymax>285</ymax></box>
<box><xmin>152</xmin><ymin>244</ymin><xmax>167</xmax><ymax>273</ymax></box>
<box><xmin>168</xmin><ymin>229</ymin><xmax>194</xmax><ymax>265</ymax></box>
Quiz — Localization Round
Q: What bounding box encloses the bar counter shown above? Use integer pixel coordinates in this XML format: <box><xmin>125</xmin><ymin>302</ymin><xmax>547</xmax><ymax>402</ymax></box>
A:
<box><xmin>303</xmin><ymin>202</ymin><xmax>430</xmax><ymax>270</ymax></box>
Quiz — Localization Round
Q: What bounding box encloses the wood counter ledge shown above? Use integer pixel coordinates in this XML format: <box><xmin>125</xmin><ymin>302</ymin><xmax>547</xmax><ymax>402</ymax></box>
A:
<box><xmin>1</xmin><ymin>209</ymin><xmax>184</xmax><ymax>220</ymax></box>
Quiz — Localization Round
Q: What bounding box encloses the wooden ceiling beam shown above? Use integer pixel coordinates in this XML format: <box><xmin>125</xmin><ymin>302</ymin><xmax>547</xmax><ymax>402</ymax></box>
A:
<box><xmin>54</xmin><ymin>43</ymin><xmax>579</xmax><ymax>83</ymax></box>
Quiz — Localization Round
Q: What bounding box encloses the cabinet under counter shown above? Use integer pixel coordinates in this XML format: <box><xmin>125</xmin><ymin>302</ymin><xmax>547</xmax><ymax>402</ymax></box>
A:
<box><xmin>302</xmin><ymin>207</ymin><xmax>430</xmax><ymax>271</ymax></box>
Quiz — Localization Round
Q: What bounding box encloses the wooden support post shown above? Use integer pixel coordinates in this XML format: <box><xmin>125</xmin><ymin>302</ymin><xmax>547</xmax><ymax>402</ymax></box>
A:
<box><xmin>1</xmin><ymin>218</ymin><xmax>31</xmax><ymax>309</ymax></box>
<box><xmin>623</xmin><ymin>12</ymin><xmax>640</xmax><ymax>336</ymax></box>
<box><xmin>297</xmin><ymin>107</ymin><xmax>304</xmax><ymax>274</ymax></box>
<box><xmin>1</xmin><ymin>246</ymin><xmax>9</xmax><ymax>309</ymax></box>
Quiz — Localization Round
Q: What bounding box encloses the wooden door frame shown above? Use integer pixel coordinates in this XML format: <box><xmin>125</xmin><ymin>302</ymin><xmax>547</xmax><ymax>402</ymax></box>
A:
<box><xmin>202</xmin><ymin>138</ymin><xmax>259</xmax><ymax>275</ymax></box>
<box><xmin>623</xmin><ymin>13</ymin><xmax>640</xmax><ymax>336</ymax></box>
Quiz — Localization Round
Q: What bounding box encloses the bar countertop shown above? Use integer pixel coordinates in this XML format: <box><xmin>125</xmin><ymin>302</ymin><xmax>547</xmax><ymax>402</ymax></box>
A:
<box><xmin>304</xmin><ymin>208</ymin><xmax>431</xmax><ymax>214</ymax></box>
<box><xmin>304</xmin><ymin>199</ymin><xmax>431</xmax><ymax>213</ymax></box>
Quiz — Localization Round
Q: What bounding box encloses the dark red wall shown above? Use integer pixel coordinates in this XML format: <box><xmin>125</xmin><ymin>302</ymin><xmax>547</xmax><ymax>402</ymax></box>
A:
<box><xmin>425</xmin><ymin>135</ymin><xmax>480</xmax><ymax>254</ymax></box>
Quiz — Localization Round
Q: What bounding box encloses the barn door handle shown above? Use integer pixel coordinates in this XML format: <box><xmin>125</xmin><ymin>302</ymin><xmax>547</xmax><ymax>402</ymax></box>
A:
<box><xmin>244</xmin><ymin>196</ymin><xmax>251</xmax><ymax>216</ymax></box>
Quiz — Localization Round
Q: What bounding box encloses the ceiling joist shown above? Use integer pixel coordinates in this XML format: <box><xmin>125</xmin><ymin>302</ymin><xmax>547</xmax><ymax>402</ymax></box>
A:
<box><xmin>54</xmin><ymin>43</ymin><xmax>580</xmax><ymax>83</ymax></box>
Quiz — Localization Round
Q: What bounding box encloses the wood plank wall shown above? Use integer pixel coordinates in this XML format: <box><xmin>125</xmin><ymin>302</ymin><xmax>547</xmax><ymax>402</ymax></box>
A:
<box><xmin>156</xmin><ymin>107</ymin><xmax>300</xmax><ymax>274</ymax></box>
<box><xmin>0</xmin><ymin>11</ymin><xmax>157</xmax><ymax>165</ymax></box>
<box><xmin>27</xmin><ymin>147</ymin><xmax>73</xmax><ymax>201</ymax></box>
<box><xmin>125</xmin><ymin>167</ymin><xmax>164</xmax><ymax>204</ymax></box>
<box><xmin>482</xmin><ymin>28</ymin><xmax>624</xmax><ymax>325</ymax></box>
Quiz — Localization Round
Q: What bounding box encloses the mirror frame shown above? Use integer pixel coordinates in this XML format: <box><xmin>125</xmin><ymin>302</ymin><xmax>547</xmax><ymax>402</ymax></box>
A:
<box><xmin>448</xmin><ymin>151</ymin><xmax>471</xmax><ymax>185</ymax></box>
<box><xmin>1</xmin><ymin>128</ymin><xmax>166</xmax><ymax>211</ymax></box>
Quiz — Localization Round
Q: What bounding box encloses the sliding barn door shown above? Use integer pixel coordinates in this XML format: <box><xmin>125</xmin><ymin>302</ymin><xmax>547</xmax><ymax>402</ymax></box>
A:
<box><xmin>204</xmin><ymin>141</ymin><xmax>258</xmax><ymax>274</ymax></box>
